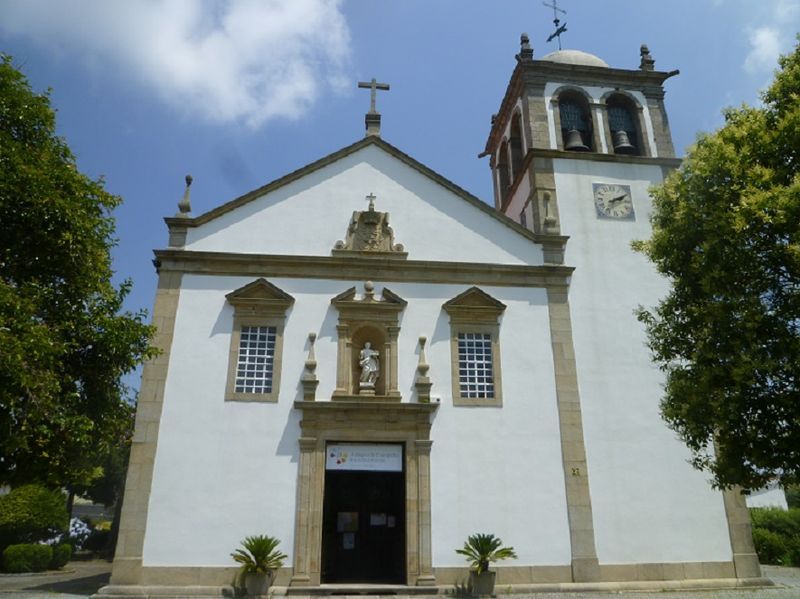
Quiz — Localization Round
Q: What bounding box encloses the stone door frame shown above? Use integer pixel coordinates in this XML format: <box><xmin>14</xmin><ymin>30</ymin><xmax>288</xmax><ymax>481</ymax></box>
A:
<box><xmin>290</xmin><ymin>401</ymin><xmax>438</xmax><ymax>587</ymax></box>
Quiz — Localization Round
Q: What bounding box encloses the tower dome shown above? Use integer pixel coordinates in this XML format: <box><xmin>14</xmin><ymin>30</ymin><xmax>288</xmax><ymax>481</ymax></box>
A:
<box><xmin>541</xmin><ymin>49</ymin><xmax>609</xmax><ymax>68</ymax></box>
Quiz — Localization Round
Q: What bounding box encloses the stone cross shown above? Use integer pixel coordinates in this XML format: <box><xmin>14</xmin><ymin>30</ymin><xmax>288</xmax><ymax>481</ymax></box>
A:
<box><xmin>358</xmin><ymin>78</ymin><xmax>390</xmax><ymax>114</ymax></box>
<box><xmin>366</xmin><ymin>193</ymin><xmax>376</xmax><ymax>211</ymax></box>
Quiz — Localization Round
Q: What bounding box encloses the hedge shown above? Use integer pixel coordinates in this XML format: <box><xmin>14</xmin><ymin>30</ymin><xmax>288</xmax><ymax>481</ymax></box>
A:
<box><xmin>0</xmin><ymin>484</ymin><xmax>68</xmax><ymax>548</ymax></box>
<box><xmin>2</xmin><ymin>544</ymin><xmax>53</xmax><ymax>573</ymax></box>
<box><xmin>750</xmin><ymin>507</ymin><xmax>800</xmax><ymax>567</ymax></box>
<box><xmin>50</xmin><ymin>543</ymin><xmax>72</xmax><ymax>569</ymax></box>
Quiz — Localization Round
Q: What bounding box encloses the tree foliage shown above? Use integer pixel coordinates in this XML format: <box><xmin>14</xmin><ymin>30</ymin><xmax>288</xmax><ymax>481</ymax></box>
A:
<box><xmin>635</xmin><ymin>41</ymin><xmax>800</xmax><ymax>489</ymax></box>
<box><xmin>0</xmin><ymin>55</ymin><xmax>155</xmax><ymax>489</ymax></box>
<box><xmin>0</xmin><ymin>484</ymin><xmax>68</xmax><ymax>548</ymax></box>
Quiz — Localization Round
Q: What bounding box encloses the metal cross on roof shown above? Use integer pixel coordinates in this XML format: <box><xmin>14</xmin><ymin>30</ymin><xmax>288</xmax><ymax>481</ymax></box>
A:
<box><xmin>358</xmin><ymin>78</ymin><xmax>390</xmax><ymax>114</ymax></box>
<box><xmin>543</xmin><ymin>0</ymin><xmax>568</xmax><ymax>50</ymax></box>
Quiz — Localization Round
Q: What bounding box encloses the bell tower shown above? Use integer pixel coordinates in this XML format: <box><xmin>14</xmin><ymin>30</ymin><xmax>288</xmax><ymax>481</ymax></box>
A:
<box><xmin>483</xmin><ymin>35</ymin><xmax>680</xmax><ymax>235</ymax></box>
<box><xmin>479</xmin><ymin>35</ymin><xmax>761</xmax><ymax>585</ymax></box>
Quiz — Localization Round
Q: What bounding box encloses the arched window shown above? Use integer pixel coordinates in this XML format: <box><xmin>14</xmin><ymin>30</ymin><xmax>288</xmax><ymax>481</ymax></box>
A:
<box><xmin>509</xmin><ymin>113</ymin><xmax>524</xmax><ymax>180</ymax></box>
<box><xmin>606</xmin><ymin>95</ymin><xmax>640</xmax><ymax>155</ymax></box>
<box><xmin>497</xmin><ymin>141</ymin><xmax>510</xmax><ymax>194</ymax></box>
<box><xmin>558</xmin><ymin>90</ymin><xmax>593</xmax><ymax>152</ymax></box>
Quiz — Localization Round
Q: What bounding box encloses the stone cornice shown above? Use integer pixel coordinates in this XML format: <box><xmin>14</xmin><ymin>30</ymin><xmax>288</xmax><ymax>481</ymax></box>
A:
<box><xmin>520</xmin><ymin>60</ymin><xmax>679</xmax><ymax>89</ymax></box>
<box><xmin>294</xmin><ymin>400</ymin><xmax>439</xmax><ymax>416</ymax></box>
<box><xmin>532</xmin><ymin>148</ymin><xmax>682</xmax><ymax>168</ymax></box>
<box><xmin>152</xmin><ymin>250</ymin><xmax>574</xmax><ymax>288</ymax></box>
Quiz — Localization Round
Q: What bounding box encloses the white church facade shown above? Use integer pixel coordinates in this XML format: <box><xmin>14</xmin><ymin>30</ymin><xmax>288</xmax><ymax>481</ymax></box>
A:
<box><xmin>99</xmin><ymin>40</ymin><xmax>765</xmax><ymax>597</ymax></box>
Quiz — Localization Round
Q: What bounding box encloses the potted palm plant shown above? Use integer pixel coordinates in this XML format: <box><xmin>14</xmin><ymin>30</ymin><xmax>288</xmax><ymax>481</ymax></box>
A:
<box><xmin>455</xmin><ymin>533</ymin><xmax>517</xmax><ymax>596</ymax></box>
<box><xmin>231</xmin><ymin>535</ymin><xmax>287</xmax><ymax>597</ymax></box>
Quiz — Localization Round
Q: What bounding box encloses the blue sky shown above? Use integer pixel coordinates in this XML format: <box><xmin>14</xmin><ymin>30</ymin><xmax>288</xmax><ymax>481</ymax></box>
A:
<box><xmin>1</xmin><ymin>0</ymin><xmax>798</xmax><ymax>389</ymax></box>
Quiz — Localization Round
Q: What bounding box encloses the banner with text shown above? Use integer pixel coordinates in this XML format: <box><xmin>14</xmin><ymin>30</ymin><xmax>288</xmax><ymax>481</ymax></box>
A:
<box><xmin>326</xmin><ymin>444</ymin><xmax>403</xmax><ymax>472</ymax></box>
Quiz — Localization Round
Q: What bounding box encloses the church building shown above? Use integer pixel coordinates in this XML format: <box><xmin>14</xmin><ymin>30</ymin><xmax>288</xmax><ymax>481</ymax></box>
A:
<box><xmin>98</xmin><ymin>37</ymin><xmax>765</xmax><ymax>597</ymax></box>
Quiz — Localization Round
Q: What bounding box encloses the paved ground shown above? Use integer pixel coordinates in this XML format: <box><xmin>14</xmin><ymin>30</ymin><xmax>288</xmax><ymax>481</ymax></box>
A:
<box><xmin>0</xmin><ymin>561</ymin><xmax>798</xmax><ymax>599</ymax></box>
<box><xmin>0</xmin><ymin>559</ymin><xmax>111</xmax><ymax>599</ymax></box>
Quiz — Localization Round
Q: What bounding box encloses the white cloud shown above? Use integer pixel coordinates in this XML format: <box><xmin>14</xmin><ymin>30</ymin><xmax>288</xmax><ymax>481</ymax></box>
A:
<box><xmin>744</xmin><ymin>27</ymin><xmax>782</xmax><ymax>75</ymax></box>
<box><xmin>742</xmin><ymin>0</ymin><xmax>799</xmax><ymax>77</ymax></box>
<box><xmin>0</xmin><ymin>0</ymin><xmax>352</xmax><ymax>129</ymax></box>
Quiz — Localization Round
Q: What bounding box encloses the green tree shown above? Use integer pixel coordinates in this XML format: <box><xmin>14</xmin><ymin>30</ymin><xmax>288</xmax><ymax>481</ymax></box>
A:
<box><xmin>635</xmin><ymin>41</ymin><xmax>800</xmax><ymax>489</ymax></box>
<box><xmin>0</xmin><ymin>55</ymin><xmax>155</xmax><ymax>490</ymax></box>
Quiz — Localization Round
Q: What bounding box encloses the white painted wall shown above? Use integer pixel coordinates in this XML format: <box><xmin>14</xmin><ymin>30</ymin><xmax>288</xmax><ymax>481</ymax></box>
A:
<box><xmin>184</xmin><ymin>145</ymin><xmax>543</xmax><ymax>266</ymax></box>
<box><xmin>553</xmin><ymin>158</ymin><xmax>733</xmax><ymax>564</ymax></box>
<box><xmin>504</xmin><ymin>174</ymin><xmax>531</xmax><ymax>229</ymax></box>
<box><xmin>143</xmin><ymin>276</ymin><xmax>570</xmax><ymax>568</ymax></box>
<box><xmin>746</xmin><ymin>484</ymin><xmax>788</xmax><ymax>509</ymax></box>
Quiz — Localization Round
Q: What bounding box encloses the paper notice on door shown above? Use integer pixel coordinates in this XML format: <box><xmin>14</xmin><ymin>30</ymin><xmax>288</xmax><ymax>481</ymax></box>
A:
<box><xmin>370</xmin><ymin>513</ymin><xmax>387</xmax><ymax>526</ymax></box>
<box><xmin>342</xmin><ymin>532</ymin><xmax>355</xmax><ymax>550</ymax></box>
<box><xmin>337</xmin><ymin>512</ymin><xmax>358</xmax><ymax>532</ymax></box>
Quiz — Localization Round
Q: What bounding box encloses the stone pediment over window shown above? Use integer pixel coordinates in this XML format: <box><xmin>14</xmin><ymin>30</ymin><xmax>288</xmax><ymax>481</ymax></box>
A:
<box><xmin>225</xmin><ymin>278</ymin><xmax>295</xmax><ymax>316</ymax></box>
<box><xmin>224</xmin><ymin>279</ymin><xmax>294</xmax><ymax>403</ymax></box>
<box><xmin>442</xmin><ymin>286</ymin><xmax>506</xmax><ymax>324</ymax></box>
<box><xmin>332</xmin><ymin>194</ymin><xmax>407</xmax><ymax>259</ymax></box>
<box><xmin>443</xmin><ymin>287</ymin><xmax>506</xmax><ymax>407</ymax></box>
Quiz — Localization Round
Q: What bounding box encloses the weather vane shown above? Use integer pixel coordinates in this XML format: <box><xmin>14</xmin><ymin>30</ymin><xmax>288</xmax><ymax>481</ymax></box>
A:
<box><xmin>543</xmin><ymin>0</ymin><xmax>567</xmax><ymax>50</ymax></box>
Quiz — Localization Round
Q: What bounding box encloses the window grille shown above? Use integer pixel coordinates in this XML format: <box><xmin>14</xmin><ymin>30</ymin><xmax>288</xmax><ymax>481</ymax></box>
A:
<box><xmin>235</xmin><ymin>325</ymin><xmax>276</xmax><ymax>394</ymax></box>
<box><xmin>457</xmin><ymin>332</ymin><xmax>494</xmax><ymax>398</ymax></box>
<box><xmin>608</xmin><ymin>105</ymin><xmax>636</xmax><ymax>134</ymax></box>
<box><xmin>559</xmin><ymin>101</ymin><xmax>587</xmax><ymax>132</ymax></box>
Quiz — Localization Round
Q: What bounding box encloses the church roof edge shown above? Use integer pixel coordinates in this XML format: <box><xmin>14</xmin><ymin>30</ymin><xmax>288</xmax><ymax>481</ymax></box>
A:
<box><xmin>164</xmin><ymin>135</ymin><xmax>563</xmax><ymax>249</ymax></box>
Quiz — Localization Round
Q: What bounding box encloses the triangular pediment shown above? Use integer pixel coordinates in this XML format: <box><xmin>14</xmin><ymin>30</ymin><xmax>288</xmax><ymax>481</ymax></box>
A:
<box><xmin>165</xmin><ymin>136</ymin><xmax>551</xmax><ymax>249</ymax></box>
<box><xmin>443</xmin><ymin>287</ymin><xmax>506</xmax><ymax>322</ymax></box>
<box><xmin>226</xmin><ymin>278</ymin><xmax>294</xmax><ymax>314</ymax></box>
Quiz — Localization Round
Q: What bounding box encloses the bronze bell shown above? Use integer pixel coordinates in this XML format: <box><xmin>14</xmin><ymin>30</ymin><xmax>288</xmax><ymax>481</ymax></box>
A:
<box><xmin>612</xmin><ymin>129</ymin><xmax>636</xmax><ymax>154</ymax></box>
<box><xmin>564</xmin><ymin>128</ymin><xmax>589</xmax><ymax>151</ymax></box>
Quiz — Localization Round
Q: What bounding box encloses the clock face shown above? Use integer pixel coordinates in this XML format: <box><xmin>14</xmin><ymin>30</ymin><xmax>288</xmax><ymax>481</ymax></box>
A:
<box><xmin>592</xmin><ymin>183</ymin><xmax>635</xmax><ymax>220</ymax></box>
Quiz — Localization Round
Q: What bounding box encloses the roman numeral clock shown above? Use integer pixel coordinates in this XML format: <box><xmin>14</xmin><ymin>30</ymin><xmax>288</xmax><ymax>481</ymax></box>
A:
<box><xmin>592</xmin><ymin>183</ymin><xmax>635</xmax><ymax>220</ymax></box>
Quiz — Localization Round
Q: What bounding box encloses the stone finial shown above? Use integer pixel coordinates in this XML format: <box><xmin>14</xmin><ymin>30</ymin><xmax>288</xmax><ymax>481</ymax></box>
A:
<box><xmin>301</xmin><ymin>332</ymin><xmax>319</xmax><ymax>401</ymax></box>
<box><xmin>364</xmin><ymin>281</ymin><xmax>375</xmax><ymax>301</ymax></box>
<box><xmin>176</xmin><ymin>174</ymin><xmax>192</xmax><ymax>217</ymax></box>
<box><xmin>517</xmin><ymin>32</ymin><xmax>534</xmax><ymax>61</ymax></box>
<box><xmin>415</xmin><ymin>336</ymin><xmax>432</xmax><ymax>403</ymax></box>
<box><xmin>640</xmin><ymin>44</ymin><xmax>655</xmax><ymax>71</ymax></box>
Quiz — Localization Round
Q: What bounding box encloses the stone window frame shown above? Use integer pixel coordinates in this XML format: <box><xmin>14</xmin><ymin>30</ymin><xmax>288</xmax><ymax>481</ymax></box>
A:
<box><xmin>508</xmin><ymin>111</ymin><xmax>525</xmax><ymax>182</ymax></box>
<box><xmin>550</xmin><ymin>85</ymin><xmax>602</xmax><ymax>152</ymax></box>
<box><xmin>601</xmin><ymin>90</ymin><xmax>651</xmax><ymax>158</ymax></box>
<box><xmin>224</xmin><ymin>278</ymin><xmax>294</xmax><ymax>403</ymax></box>
<box><xmin>496</xmin><ymin>139</ymin><xmax>511</xmax><ymax>197</ymax></box>
<box><xmin>443</xmin><ymin>287</ymin><xmax>506</xmax><ymax>407</ymax></box>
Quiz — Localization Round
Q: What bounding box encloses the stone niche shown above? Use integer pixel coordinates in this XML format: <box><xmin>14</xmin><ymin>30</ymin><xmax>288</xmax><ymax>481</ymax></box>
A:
<box><xmin>330</xmin><ymin>281</ymin><xmax>406</xmax><ymax>401</ymax></box>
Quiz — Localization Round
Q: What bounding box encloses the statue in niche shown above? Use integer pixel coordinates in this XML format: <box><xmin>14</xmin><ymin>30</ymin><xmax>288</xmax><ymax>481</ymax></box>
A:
<box><xmin>359</xmin><ymin>342</ymin><xmax>380</xmax><ymax>388</ymax></box>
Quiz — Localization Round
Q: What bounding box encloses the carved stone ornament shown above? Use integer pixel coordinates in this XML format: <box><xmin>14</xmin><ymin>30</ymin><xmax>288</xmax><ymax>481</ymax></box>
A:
<box><xmin>333</xmin><ymin>194</ymin><xmax>407</xmax><ymax>259</ymax></box>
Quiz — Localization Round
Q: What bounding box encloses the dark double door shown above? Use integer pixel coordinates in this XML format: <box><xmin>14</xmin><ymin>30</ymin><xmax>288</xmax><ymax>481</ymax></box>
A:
<box><xmin>321</xmin><ymin>469</ymin><xmax>405</xmax><ymax>583</ymax></box>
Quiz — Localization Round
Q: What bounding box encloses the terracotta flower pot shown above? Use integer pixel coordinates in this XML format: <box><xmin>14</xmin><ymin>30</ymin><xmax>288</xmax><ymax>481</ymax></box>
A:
<box><xmin>469</xmin><ymin>570</ymin><xmax>496</xmax><ymax>596</ymax></box>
